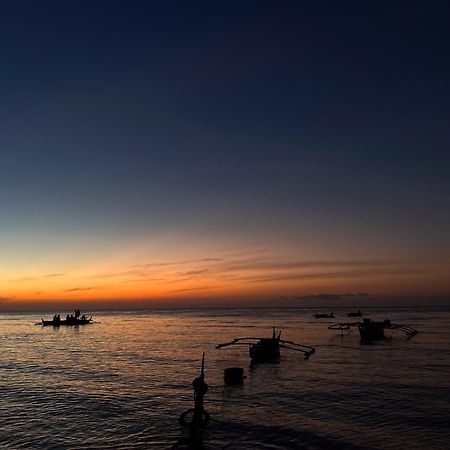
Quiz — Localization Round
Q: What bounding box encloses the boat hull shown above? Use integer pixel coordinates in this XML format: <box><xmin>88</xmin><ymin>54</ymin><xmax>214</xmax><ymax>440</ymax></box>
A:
<box><xmin>358</xmin><ymin>319</ymin><xmax>390</xmax><ymax>341</ymax></box>
<box><xmin>42</xmin><ymin>318</ymin><xmax>92</xmax><ymax>327</ymax></box>
<box><xmin>249</xmin><ymin>338</ymin><xmax>280</xmax><ymax>362</ymax></box>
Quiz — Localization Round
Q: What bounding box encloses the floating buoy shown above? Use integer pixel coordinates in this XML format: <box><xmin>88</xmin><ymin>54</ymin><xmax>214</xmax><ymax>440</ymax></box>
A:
<box><xmin>224</xmin><ymin>367</ymin><xmax>245</xmax><ymax>385</ymax></box>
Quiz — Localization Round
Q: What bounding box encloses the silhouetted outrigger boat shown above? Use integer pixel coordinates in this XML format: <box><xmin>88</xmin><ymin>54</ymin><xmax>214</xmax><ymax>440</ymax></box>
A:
<box><xmin>216</xmin><ymin>327</ymin><xmax>315</xmax><ymax>363</ymax></box>
<box><xmin>313</xmin><ymin>313</ymin><xmax>334</xmax><ymax>318</ymax></box>
<box><xmin>328</xmin><ymin>318</ymin><xmax>417</xmax><ymax>342</ymax></box>
<box><xmin>42</xmin><ymin>316</ymin><xmax>92</xmax><ymax>327</ymax></box>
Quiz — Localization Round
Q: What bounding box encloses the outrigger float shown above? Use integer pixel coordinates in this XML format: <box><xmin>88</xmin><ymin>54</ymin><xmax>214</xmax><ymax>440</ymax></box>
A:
<box><xmin>216</xmin><ymin>327</ymin><xmax>315</xmax><ymax>363</ymax></box>
<box><xmin>328</xmin><ymin>318</ymin><xmax>417</xmax><ymax>342</ymax></box>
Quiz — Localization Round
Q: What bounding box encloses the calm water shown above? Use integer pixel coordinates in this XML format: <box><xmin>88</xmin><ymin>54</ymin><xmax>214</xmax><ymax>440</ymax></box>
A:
<box><xmin>0</xmin><ymin>307</ymin><xmax>449</xmax><ymax>449</ymax></box>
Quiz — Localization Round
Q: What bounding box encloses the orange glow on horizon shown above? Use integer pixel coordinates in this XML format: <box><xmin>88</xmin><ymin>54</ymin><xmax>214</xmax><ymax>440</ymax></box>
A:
<box><xmin>1</xmin><ymin>245</ymin><xmax>449</xmax><ymax>310</ymax></box>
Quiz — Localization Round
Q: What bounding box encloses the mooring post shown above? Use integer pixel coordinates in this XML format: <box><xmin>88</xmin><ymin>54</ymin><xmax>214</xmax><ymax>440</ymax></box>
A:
<box><xmin>176</xmin><ymin>353</ymin><xmax>210</xmax><ymax>449</ymax></box>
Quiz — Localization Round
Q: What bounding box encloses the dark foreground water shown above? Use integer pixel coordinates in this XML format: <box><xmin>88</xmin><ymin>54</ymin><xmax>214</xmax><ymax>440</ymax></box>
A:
<box><xmin>0</xmin><ymin>307</ymin><xmax>449</xmax><ymax>449</ymax></box>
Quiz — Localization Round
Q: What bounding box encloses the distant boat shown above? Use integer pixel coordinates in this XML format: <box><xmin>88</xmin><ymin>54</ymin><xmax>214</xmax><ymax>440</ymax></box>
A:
<box><xmin>313</xmin><ymin>313</ymin><xmax>334</xmax><ymax>319</ymax></box>
<box><xmin>328</xmin><ymin>318</ymin><xmax>417</xmax><ymax>342</ymax></box>
<box><xmin>42</xmin><ymin>316</ymin><xmax>92</xmax><ymax>327</ymax></box>
<box><xmin>347</xmin><ymin>310</ymin><xmax>363</xmax><ymax>317</ymax></box>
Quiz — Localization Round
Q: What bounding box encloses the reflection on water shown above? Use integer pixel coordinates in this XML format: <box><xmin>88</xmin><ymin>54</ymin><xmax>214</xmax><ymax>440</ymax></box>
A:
<box><xmin>0</xmin><ymin>308</ymin><xmax>449</xmax><ymax>449</ymax></box>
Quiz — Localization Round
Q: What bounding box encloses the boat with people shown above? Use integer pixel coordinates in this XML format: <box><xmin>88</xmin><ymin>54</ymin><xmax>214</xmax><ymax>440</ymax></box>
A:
<box><xmin>328</xmin><ymin>318</ymin><xmax>417</xmax><ymax>342</ymax></box>
<box><xmin>216</xmin><ymin>327</ymin><xmax>315</xmax><ymax>363</ymax></box>
<box><xmin>42</xmin><ymin>309</ymin><xmax>93</xmax><ymax>327</ymax></box>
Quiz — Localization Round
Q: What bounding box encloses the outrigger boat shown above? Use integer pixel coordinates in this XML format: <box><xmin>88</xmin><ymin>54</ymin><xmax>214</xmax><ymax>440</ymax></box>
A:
<box><xmin>42</xmin><ymin>316</ymin><xmax>92</xmax><ymax>327</ymax></box>
<box><xmin>328</xmin><ymin>318</ymin><xmax>417</xmax><ymax>342</ymax></box>
<box><xmin>216</xmin><ymin>327</ymin><xmax>315</xmax><ymax>363</ymax></box>
<box><xmin>347</xmin><ymin>310</ymin><xmax>363</xmax><ymax>317</ymax></box>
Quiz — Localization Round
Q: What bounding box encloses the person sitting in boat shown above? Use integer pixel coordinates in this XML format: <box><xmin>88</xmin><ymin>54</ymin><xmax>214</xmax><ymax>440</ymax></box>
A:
<box><xmin>81</xmin><ymin>314</ymin><xmax>86</xmax><ymax>320</ymax></box>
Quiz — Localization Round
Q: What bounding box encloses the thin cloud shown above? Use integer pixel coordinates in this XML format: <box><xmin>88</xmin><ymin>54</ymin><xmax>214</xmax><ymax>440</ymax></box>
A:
<box><xmin>64</xmin><ymin>287</ymin><xmax>95</xmax><ymax>292</ymax></box>
<box><xmin>220</xmin><ymin>259</ymin><xmax>411</xmax><ymax>273</ymax></box>
<box><xmin>122</xmin><ymin>278</ymin><xmax>164</xmax><ymax>283</ymax></box>
<box><xmin>7</xmin><ymin>273</ymin><xmax>66</xmax><ymax>282</ymax></box>
<box><xmin>219</xmin><ymin>248</ymin><xmax>270</xmax><ymax>258</ymax></box>
<box><xmin>8</xmin><ymin>276</ymin><xmax>37</xmax><ymax>282</ymax></box>
<box><xmin>382</xmin><ymin>181</ymin><xmax>450</xmax><ymax>202</ymax></box>
<box><xmin>89</xmin><ymin>270</ymin><xmax>142</xmax><ymax>279</ymax></box>
<box><xmin>245</xmin><ymin>268</ymin><xmax>426</xmax><ymax>283</ymax></box>
<box><xmin>169</xmin><ymin>277</ymin><xmax>199</xmax><ymax>284</ymax></box>
<box><xmin>180</xmin><ymin>269</ymin><xmax>209</xmax><ymax>276</ymax></box>
<box><xmin>131</xmin><ymin>258</ymin><xmax>223</xmax><ymax>268</ymax></box>
<box><xmin>299</xmin><ymin>293</ymin><xmax>371</xmax><ymax>301</ymax></box>
<box><xmin>171</xmin><ymin>286</ymin><xmax>219</xmax><ymax>293</ymax></box>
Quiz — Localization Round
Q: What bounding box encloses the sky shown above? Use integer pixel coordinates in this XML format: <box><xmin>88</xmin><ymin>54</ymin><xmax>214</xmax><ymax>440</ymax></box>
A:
<box><xmin>0</xmin><ymin>1</ymin><xmax>449</xmax><ymax>310</ymax></box>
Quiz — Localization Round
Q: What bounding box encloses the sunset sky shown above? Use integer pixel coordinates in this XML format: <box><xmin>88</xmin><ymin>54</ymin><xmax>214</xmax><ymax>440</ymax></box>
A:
<box><xmin>1</xmin><ymin>1</ymin><xmax>449</xmax><ymax>310</ymax></box>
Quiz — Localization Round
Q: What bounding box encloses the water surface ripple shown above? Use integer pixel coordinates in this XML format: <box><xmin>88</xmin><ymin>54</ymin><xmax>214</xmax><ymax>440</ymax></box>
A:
<box><xmin>0</xmin><ymin>307</ymin><xmax>449</xmax><ymax>449</ymax></box>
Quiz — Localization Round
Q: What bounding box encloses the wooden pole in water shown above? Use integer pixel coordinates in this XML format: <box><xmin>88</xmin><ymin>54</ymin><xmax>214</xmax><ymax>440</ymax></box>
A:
<box><xmin>176</xmin><ymin>353</ymin><xmax>209</xmax><ymax>449</ymax></box>
<box><xmin>188</xmin><ymin>352</ymin><xmax>209</xmax><ymax>449</ymax></box>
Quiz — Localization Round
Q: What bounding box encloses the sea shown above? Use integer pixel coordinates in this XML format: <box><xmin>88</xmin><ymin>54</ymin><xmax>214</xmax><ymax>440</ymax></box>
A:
<box><xmin>0</xmin><ymin>307</ymin><xmax>449</xmax><ymax>449</ymax></box>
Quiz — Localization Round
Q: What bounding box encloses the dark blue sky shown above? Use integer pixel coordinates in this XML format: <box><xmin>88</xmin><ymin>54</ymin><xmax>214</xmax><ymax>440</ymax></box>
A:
<box><xmin>1</xmin><ymin>1</ymin><xmax>449</xmax><ymax>304</ymax></box>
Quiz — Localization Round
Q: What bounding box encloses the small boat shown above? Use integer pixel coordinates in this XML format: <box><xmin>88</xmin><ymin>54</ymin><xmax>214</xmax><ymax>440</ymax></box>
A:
<box><xmin>328</xmin><ymin>318</ymin><xmax>417</xmax><ymax>342</ymax></box>
<box><xmin>347</xmin><ymin>310</ymin><xmax>363</xmax><ymax>317</ymax></box>
<box><xmin>42</xmin><ymin>316</ymin><xmax>92</xmax><ymax>327</ymax></box>
<box><xmin>216</xmin><ymin>327</ymin><xmax>315</xmax><ymax>363</ymax></box>
<box><xmin>313</xmin><ymin>313</ymin><xmax>334</xmax><ymax>318</ymax></box>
